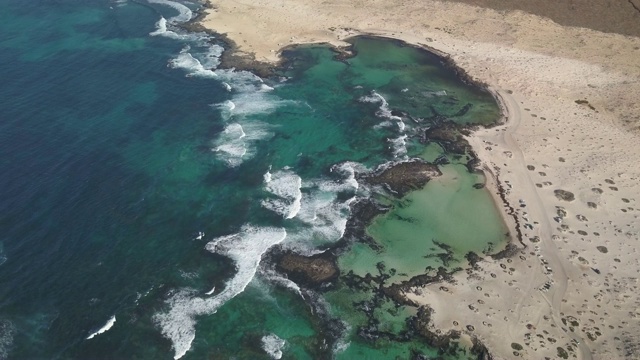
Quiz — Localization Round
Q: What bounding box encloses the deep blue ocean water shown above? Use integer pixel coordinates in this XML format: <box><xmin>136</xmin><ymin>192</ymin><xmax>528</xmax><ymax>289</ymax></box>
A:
<box><xmin>0</xmin><ymin>1</ymin><xmax>236</xmax><ymax>357</ymax></box>
<box><xmin>0</xmin><ymin>1</ymin><xmax>505</xmax><ymax>358</ymax></box>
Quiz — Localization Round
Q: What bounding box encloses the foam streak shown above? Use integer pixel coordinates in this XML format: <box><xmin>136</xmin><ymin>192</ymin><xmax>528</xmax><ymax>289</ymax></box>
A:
<box><xmin>154</xmin><ymin>226</ymin><xmax>286</xmax><ymax>359</ymax></box>
<box><xmin>86</xmin><ymin>315</ymin><xmax>116</xmax><ymax>340</ymax></box>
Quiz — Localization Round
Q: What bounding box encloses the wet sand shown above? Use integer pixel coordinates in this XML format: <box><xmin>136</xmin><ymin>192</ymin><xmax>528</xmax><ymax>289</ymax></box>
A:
<box><xmin>197</xmin><ymin>1</ymin><xmax>640</xmax><ymax>358</ymax></box>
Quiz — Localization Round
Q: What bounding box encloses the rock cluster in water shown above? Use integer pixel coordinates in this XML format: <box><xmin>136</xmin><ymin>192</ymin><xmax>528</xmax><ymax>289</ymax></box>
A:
<box><xmin>358</xmin><ymin>160</ymin><xmax>442</xmax><ymax>197</ymax></box>
<box><xmin>276</xmin><ymin>251</ymin><xmax>339</xmax><ymax>285</ymax></box>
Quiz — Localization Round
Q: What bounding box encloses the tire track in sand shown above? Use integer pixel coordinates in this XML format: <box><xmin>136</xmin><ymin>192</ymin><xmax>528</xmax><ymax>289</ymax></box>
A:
<box><xmin>494</xmin><ymin>90</ymin><xmax>593</xmax><ymax>360</ymax></box>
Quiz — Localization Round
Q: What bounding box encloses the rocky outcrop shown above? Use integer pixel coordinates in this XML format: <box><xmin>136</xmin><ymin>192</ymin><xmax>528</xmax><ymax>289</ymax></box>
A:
<box><xmin>358</xmin><ymin>160</ymin><xmax>442</xmax><ymax>197</ymax></box>
<box><xmin>276</xmin><ymin>251</ymin><xmax>339</xmax><ymax>285</ymax></box>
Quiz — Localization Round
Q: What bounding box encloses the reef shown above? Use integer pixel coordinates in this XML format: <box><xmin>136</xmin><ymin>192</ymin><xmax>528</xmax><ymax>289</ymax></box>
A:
<box><xmin>341</xmin><ymin>198</ymin><xmax>391</xmax><ymax>251</ymax></box>
<box><xmin>341</xmin><ymin>261</ymin><xmax>494</xmax><ymax>359</ymax></box>
<box><xmin>358</xmin><ymin>160</ymin><xmax>442</xmax><ymax>197</ymax></box>
<box><xmin>275</xmin><ymin>251</ymin><xmax>339</xmax><ymax>286</ymax></box>
<box><xmin>177</xmin><ymin>18</ymin><xmax>505</xmax><ymax>357</ymax></box>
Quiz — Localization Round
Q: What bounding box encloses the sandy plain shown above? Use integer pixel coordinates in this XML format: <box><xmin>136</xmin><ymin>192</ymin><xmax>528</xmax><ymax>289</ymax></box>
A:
<box><xmin>198</xmin><ymin>1</ymin><xmax>640</xmax><ymax>358</ymax></box>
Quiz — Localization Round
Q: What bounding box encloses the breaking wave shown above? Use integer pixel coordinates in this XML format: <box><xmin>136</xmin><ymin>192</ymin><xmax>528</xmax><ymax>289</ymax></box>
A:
<box><xmin>259</xmin><ymin>267</ymin><xmax>303</xmax><ymax>297</ymax></box>
<box><xmin>389</xmin><ymin>134</ymin><xmax>408</xmax><ymax>159</ymax></box>
<box><xmin>213</xmin><ymin>122</ymin><xmax>272</xmax><ymax>167</ymax></box>
<box><xmin>264</xmin><ymin>163</ymin><xmax>362</xmax><ymax>253</ymax></box>
<box><xmin>261</xmin><ymin>334</ymin><xmax>286</xmax><ymax>359</ymax></box>
<box><xmin>147</xmin><ymin>0</ymin><xmax>192</xmax><ymax>23</ymax></box>
<box><xmin>153</xmin><ymin>226</ymin><xmax>287</xmax><ymax>359</ymax></box>
<box><xmin>147</xmin><ymin>0</ymin><xmax>197</xmax><ymax>38</ymax></box>
<box><xmin>262</xmin><ymin>170</ymin><xmax>303</xmax><ymax>219</ymax></box>
<box><xmin>359</xmin><ymin>91</ymin><xmax>405</xmax><ymax>131</ymax></box>
<box><xmin>86</xmin><ymin>315</ymin><xmax>116</xmax><ymax>340</ymax></box>
<box><xmin>169</xmin><ymin>45</ymin><xmax>222</xmax><ymax>78</ymax></box>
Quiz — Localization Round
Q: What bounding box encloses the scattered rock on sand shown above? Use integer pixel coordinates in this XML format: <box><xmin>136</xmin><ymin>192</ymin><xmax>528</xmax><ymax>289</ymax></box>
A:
<box><xmin>554</xmin><ymin>189</ymin><xmax>575</xmax><ymax>202</ymax></box>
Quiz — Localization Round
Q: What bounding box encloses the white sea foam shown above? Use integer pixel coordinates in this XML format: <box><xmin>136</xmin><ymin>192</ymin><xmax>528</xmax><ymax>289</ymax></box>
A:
<box><xmin>0</xmin><ymin>319</ymin><xmax>15</xmax><ymax>360</ymax></box>
<box><xmin>149</xmin><ymin>17</ymin><xmax>202</xmax><ymax>40</ymax></box>
<box><xmin>263</xmin><ymin>169</ymin><xmax>272</xmax><ymax>183</ymax></box>
<box><xmin>260</xmin><ymin>84</ymin><xmax>275</xmax><ymax>91</ymax></box>
<box><xmin>389</xmin><ymin>135</ymin><xmax>408</xmax><ymax>159</ymax></box>
<box><xmin>217</xmin><ymin>92</ymin><xmax>289</xmax><ymax>118</ymax></box>
<box><xmin>213</xmin><ymin>71</ymin><xmax>293</xmax><ymax>113</ymax></box>
<box><xmin>149</xmin><ymin>16</ymin><xmax>167</xmax><ymax>36</ymax></box>
<box><xmin>161</xmin><ymin>36</ymin><xmax>289</xmax><ymax>169</ymax></box>
<box><xmin>261</xmin><ymin>334</ymin><xmax>286</xmax><ymax>359</ymax></box>
<box><xmin>359</xmin><ymin>91</ymin><xmax>405</xmax><ymax>130</ymax></box>
<box><xmin>206</xmin><ymin>70</ymin><xmax>295</xmax><ymax>167</ymax></box>
<box><xmin>262</xmin><ymin>170</ymin><xmax>302</xmax><ymax>219</ymax></box>
<box><xmin>328</xmin><ymin>162</ymin><xmax>363</xmax><ymax>192</ymax></box>
<box><xmin>359</xmin><ymin>94</ymin><xmax>381</xmax><ymax>103</ymax></box>
<box><xmin>86</xmin><ymin>315</ymin><xmax>116</xmax><ymax>340</ymax></box>
<box><xmin>278</xmin><ymin>165</ymin><xmax>360</xmax><ymax>251</ymax></box>
<box><xmin>214</xmin><ymin>100</ymin><xmax>236</xmax><ymax>120</ymax></box>
<box><xmin>260</xmin><ymin>268</ymin><xmax>303</xmax><ymax>297</ymax></box>
<box><xmin>213</xmin><ymin>122</ymin><xmax>272</xmax><ymax>167</ymax></box>
<box><xmin>334</xmin><ymin>338</ymin><xmax>351</xmax><ymax>355</ymax></box>
<box><xmin>147</xmin><ymin>0</ymin><xmax>193</xmax><ymax>23</ymax></box>
<box><xmin>373</xmin><ymin>120</ymin><xmax>393</xmax><ymax>130</ymax></box>
<box><xmin>213</xmin><ymin>123</ymin><xmax>247</xmax><ymax>166</ymax></box>
<box><xmin>214</xmin><ymin>68</ymin><xmax>266</xmax><ymax>93</ymax></box>
<box><xmin>169</xmin><ymin>46</ymin><xmax>220</xmax><ymax>78</ymax></box>
<box><xmin>154</xmin><ymin>226</ymin><xmax>287</xmax><ymax>359</ymax></box>
<box><xmin>286</xmin><ymin>193</ymin><xmax>351</xmax><ymax>250</ymax></box>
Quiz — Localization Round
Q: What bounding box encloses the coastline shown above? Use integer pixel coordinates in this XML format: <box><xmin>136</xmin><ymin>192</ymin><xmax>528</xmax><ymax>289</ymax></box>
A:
<box><xmin>194</xmin><ymin>1</ymin><xmax>640</xmax><ymax>359</ymax></box>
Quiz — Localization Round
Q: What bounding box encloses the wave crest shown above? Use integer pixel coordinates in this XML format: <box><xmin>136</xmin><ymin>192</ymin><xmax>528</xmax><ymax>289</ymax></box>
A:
<box><xmin>154</xmin><ymin>226</ymin><xmax>286</xmax><ymax>359</ymax></box>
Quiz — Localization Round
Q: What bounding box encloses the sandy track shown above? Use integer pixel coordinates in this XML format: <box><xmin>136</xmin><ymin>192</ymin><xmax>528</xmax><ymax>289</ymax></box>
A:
<box><xmin>492</xmin><ymin>91</ymin><xmax>593</xmax><ymax>359</ymax></box>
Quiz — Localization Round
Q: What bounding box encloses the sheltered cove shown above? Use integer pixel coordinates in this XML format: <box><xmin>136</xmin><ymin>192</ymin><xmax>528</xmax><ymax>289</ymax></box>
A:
<box><xmin>184</xmin><ymin>1</ymin><xmax>640</xmax><ymax>358</ymax></box>
<box><xmin>195</xmin><ymin>20</ymin><xmax>513</xmax><ymax>358</ymax></box>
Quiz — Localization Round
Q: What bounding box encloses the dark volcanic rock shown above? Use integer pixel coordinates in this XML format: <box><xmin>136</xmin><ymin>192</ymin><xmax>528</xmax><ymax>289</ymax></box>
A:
<box><xmin>410</xmin><ymin>307</ymin><xmax>458</xmax><ymax>347</ymax></box>
<box><xmin>277</xmin><ymin>252</ymin><xmax>338</xmax><ymax>285</ymax></box>
<box><xmin>471</xmin><ymin>336</ymin><xmax>495</xmax><ymax>360</ymax></box>
<box><xmin>490</xmin><ymin>243</ymin><xmax>520</xmax><ymax>260</ymax></box>
<box><xmin>382</xmin><ymin>266</ymin><xmax>458</xmax><ymax>307</ymax></box>
<box><xmin>423</xmin><ymin>122</ymin><xmax>473</xmax><ymax>155</ymax></box>
<box><xmin>554</xmin><ymin>189</ymin><xmax>575</xmax><ymax>202</ymax></box>
<box><xmin>342</xmin><ymin>198</ymin><xmax>391</xmax><ymax>250</ymax></box>
<box><xmin>359</xmin><ymin>160</ymin><xmax>442</xmax><ymax>197</ymax></box>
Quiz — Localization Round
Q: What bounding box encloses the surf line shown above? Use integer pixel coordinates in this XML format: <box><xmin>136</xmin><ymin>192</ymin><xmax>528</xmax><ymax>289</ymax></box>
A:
<box><xmin>86</xmin><ymin>315</ymin><xmax>116</xmax><ymax>340</ymax></box>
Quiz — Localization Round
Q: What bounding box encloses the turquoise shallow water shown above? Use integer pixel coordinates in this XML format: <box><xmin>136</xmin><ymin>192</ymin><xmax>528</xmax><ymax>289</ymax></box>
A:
<box><xmin>0</xmin><ymin>0</ymin><xmax>505</xmax><ymax>358</ymax></box>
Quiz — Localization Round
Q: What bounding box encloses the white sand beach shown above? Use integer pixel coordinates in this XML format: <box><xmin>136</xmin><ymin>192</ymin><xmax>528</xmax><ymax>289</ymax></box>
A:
<box><xmin>198</xmin><ymin>1</ymin><xmax>640</xmax><ymax>358</ymax></box>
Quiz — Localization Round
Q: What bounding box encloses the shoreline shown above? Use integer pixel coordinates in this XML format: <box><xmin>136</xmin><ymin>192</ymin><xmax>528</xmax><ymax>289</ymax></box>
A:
<box><xmin>193</xmin><ymin>1</ymin><xmax>640</xmax><ymax>358</ymax></box>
